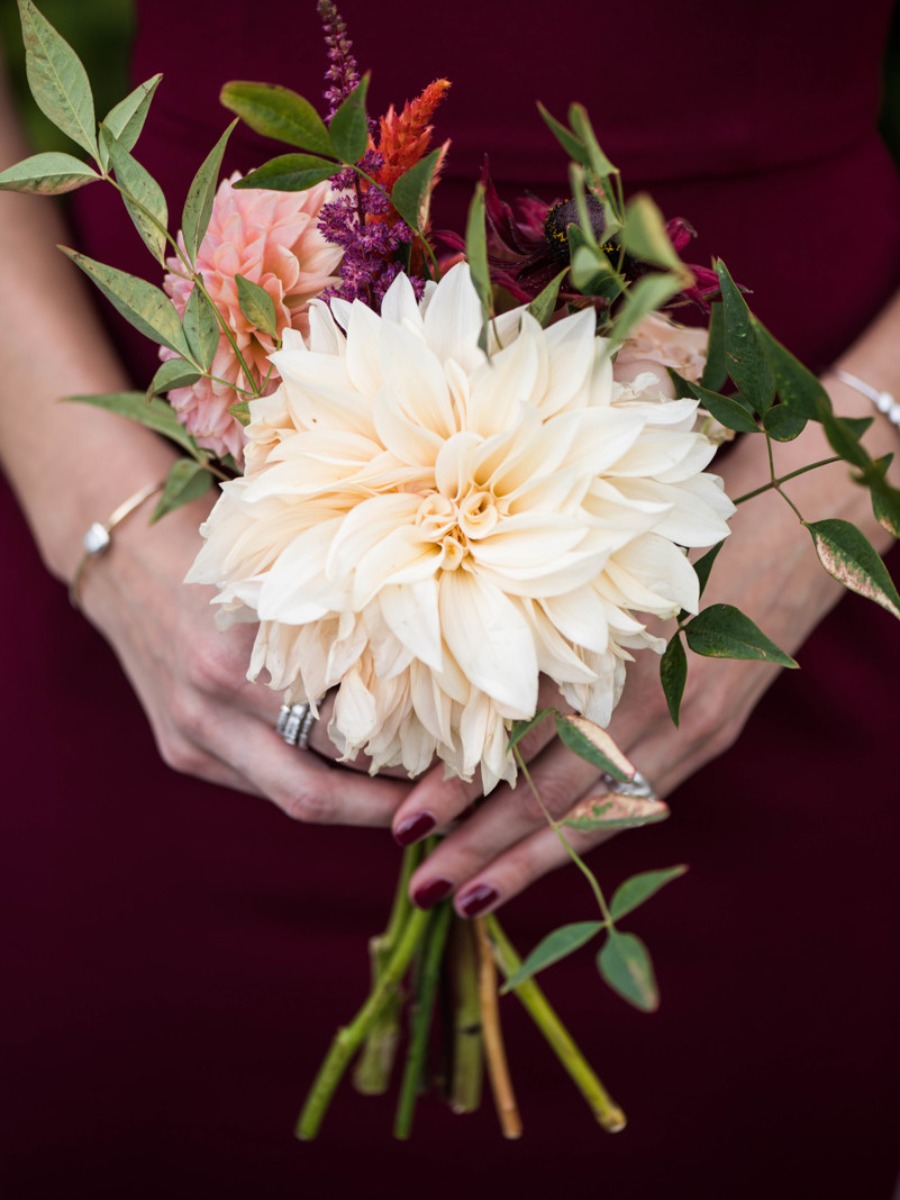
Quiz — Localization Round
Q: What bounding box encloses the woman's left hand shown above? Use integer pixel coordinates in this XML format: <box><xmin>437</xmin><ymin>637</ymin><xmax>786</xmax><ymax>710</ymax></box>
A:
<box><xmin>390</xmin><ymin>380</ymin><xmax>899</xmax><ymax>917</ymax></box>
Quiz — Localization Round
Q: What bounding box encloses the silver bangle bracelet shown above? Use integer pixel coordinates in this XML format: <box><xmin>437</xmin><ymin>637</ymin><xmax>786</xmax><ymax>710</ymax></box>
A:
<box><xmin>829</xmin><ymin>368</ymin><xmax>900</xmax><ymax>431</ymax></box>
<box><xmin>69</xmin><ymin>480</ymin><xmax>165</xmax><ymax>609</ymax></box>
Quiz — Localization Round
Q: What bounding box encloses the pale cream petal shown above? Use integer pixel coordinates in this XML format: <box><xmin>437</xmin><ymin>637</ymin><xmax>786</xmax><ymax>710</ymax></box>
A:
<box><xmin>353</xmin><ymin>526</ymin><xmax>442</xmax><ymax>609</ymax></box>
<box><xmin>343</xmin><ymin>299</ymin><xmax>386</xmax><ymax>395</ymax></box>
<box><xmin>540</xmin><ymin>585</ymin><xmax>611</xmax><ymax>654</ymax></box>
<box><xmin>332</xmin><ymin>668</ymin><xmax>378</xmax><ymax>748</ymax></box>
<box><xmin>381</xmin><ymin>270</ymin><xmax>424</xmax><ymax>330</ymax></box>
<box><xmin>380</xmin><ymin>579</ymin><xmax>444</xmax><ymax>672</ymax></box>
<box><xmin>380</xmin><ymin>322</ymin><xmax>458</xmax><ymax>439</ymax></box>
<box><xmin>326</xmin><ymin>493</ymin><xmax>421</xmax><ymax>581</ymax></box>
<box><xmin>422</xmin><ymin>261</ymin><xmax>487</xmax><ymax>374</ymax></box>
<box><xmin>439</xmin><ymin>570</ymin><xmax>538</xmax><ymax>713</ymax></box>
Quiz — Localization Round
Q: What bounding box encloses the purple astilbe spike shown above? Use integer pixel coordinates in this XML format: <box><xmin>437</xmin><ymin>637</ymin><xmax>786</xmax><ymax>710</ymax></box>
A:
<box><xmin>318</xmin><ymin>0</ymin><xmax>360</xmax><ymax>118</ymax></box>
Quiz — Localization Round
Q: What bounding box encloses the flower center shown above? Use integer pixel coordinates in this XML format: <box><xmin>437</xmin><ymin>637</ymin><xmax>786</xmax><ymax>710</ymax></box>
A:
<box><xmin>415</xmin><ymin>486</ymin><xmax>503</xmax><ymax>571</ymax></box>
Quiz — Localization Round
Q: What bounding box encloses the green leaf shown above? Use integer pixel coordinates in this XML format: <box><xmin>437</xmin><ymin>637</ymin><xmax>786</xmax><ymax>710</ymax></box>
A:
<box><xmin>700</xmin><ymin>301</ymin><xmax>727</xmax><ymax>391</ymax></box>
<box><xmin>106</xmin><ymin>138</ymin><xmax>168</xmax><ymax>264</ymax></box>
<box><xmin>229</xmin><ymin>400</ymin><xmax>251</xmax><ymax>426</ymax></box>
<box><xmin>99</xmin><ymin>73</ymin><xmax>162</xmax><ymax>170</ymax></box>
<box><xmin>219</xmin><ymin>81</ymin><xmax>334</xmax><ymax>155</ymax></box>
<box><xmin>554</xmin><ymin>713</ymin><xmax>630</xmax><ymax>782</ymax></box>
<box><xmin>152</xmin><ymin>457</ymin><xmax>214</xmax><ymax>522</ymax></box>
<box><xmin>865</xmin><ymin>456</ymin><xmax>900</xmax><ymax>539</ymax></box>
<box><xmin>526</xmin><ymin>268</ymin><xmax>569</xmax><ymax>327</ymax></box>
<box><xmin>237</xmin><ymin>154</ymin><xmax>339</xmax><ymax>192</ymax></box>
<box><xmin>821</xmin><ymin>410</ymin><xmax>871</xmax><ymax>470</ymax></box>
<box><xmin>610</xmin><ymin>866</ymin><xmax>688</xmax><ymax>922</ymax></box>
<box><xmin>567</xmin><ymin>104</ymin><xmax>619</xmax><ymax>181</ymax></box>
<box><xmin>236</xmin><ymin>273</ymin><xmax>278</xmax><ymax>339</ymax></box>
<box><xmin>181</xmin><ymin>120</ymin><xmax>237</xmax><ymax>264</ymax></box>
<box><xmin>0</xmin><ymin>151</ymin><xmax>99</xmax><ymax>195</ymax></box>
<box><xmin>183</xmin><ymin>284</ymin><xmax>220</xmax><ymax>369</ymax></box>
<box><xmin>18</xmin><ymin>0</ymin><xmax>97</xmax><ymax>158</ymax></box>
<box><xmin>64</xmin><ymin>391</ymin><xmax>200</xmax><ymax>455</ymax></box>
<box><xmin>60</xmin><ymin>248</ymin><xmax>190</xmax><ymax>357</ymax></box>
<box><xmin>839</xmin><ymin>416</ymin><xmax>875</xmax><ymax>440</ymax></box>
<box><xmin>465</xmin><ymin>182</ymin><xmax>492</xmax><ymax>352</ymax></box>
<box><xmin>684</xmin><ymin>603</ymin><xmax>798</xmax><ymax>667</ymax></box>
<box><xmin>536</xmin><ymin>102</ymin><xmax>587</xmax><ymax>167</ymax></box>
<box><xmin>569</xmin><ymin>237</ymin><xmax>625</xmax><ymax>299</ymax></box>
<box><xmin>561</xmin><ymin>797</ymin><xmax>669</xmax><ymax>832</ymax></box>
<box><xmin>500</xmin><ymin>922</ymin><xmax>604</xmax><ymax>993</ymax></box>
<box><xmin>762</xmin><ymin>402</ymin><xmax>808</xmax><ymax>442</ymax></box>
<box><xmin>568</xmin><ymin>163</ymin><xmax>599</xmax><ymax>250</ymax></box>
<box><xmin>605</xmin><ymin>271</ymin><xmax>683</xmax><ymax>352</ymax></box>
<box><xmin>693</xmin><ymin>539</ymin><xmax>726</xmax><ymax>598</ymax></box>
<box><xmin>328</xmin><ymin>73</ymin><xmax>370</xmax><ymax>164</ymax></box>
<box><xmin>687</xmin><ymin>380</ymin><xmax>760</xmax><ymax>433</ymax></box>
<box><xmin>147</xmin><ymin>358</ymin><xmax>202</xmax><ymax>398</ymax></box>
<box><xmin>804</xmin><ymin>519</ymin><xmax>900</xmax><ymax>618</ymax></box>
<box><xmin>757</xmin><ymin>325</ymin><xmax>828</xmax><ymax>420</ymax></box>
<box><xmin>506</xmin><ymin>708</ymin><xmax>554</xmax><ymax>752</ymax></box>
<box><xmin>391</xmin><ymin>148</ymin><xmax>442</xmax><ymax>233</ymax></box>
<box><xmin>873</xmin><ymin>482</ymin><xmax>900</xmax><ymax>540</ymax></box>
<box><xmin>621</xmin><ymin>194</ymin><xmax>684</xmax><ymax>273</ymax></box>
<box><xmin>598</xmin><ymin>930</ymin><xmax>659</xmax><ymax>1012</ymax></box>
<box><xmin>716</xmin><ymin>260</ymin><xmax>775</xmax><ymax>410</ymax></box>
<box><xmin>659</xmin><ymin>632</ymin><xmax>687</xmax><ymax>726</ymax></box>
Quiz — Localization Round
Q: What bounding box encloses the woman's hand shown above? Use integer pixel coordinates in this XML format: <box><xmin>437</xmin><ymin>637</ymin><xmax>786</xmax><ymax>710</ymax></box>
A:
<box><xmin>79</xmin><ymin>490</ymin><xmax>416</xmax><ymax>825</ymax></box>
<box><xmin>391</xmin><ymin>362</ymin><xmax>900</xmax><ymax>917</ymax></box>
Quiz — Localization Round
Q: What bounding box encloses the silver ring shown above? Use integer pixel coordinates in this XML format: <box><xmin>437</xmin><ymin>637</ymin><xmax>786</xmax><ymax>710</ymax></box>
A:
<box><xmin>277</xmin><ymin>701</ymin><xmax>317</xmax><ymax>750</ymax></box>
<box><xmin>601</xmin><ymin>770</ymin><xmax>657</xmax><ymax>801</ymax></box>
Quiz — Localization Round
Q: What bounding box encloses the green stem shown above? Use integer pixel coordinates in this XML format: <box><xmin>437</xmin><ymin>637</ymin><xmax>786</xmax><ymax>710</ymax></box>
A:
<box><xmin>354</xmin><ymin>844</ymin><xmax>425</xmax><ymax>1094</ymax></box>
<box><xmin>448</xmin><ymin>917</ymin><xmax>484</xmax><ymax>1114</ymax></box>
<box><xmin>394</xmin><ymin>900</ymin><xmax>453</xmax><ymax>1139</ymax></box>
<box><xmin>295</xmin><ymin>903</ymin><xmax>433</xmax><ymax>1140</ymax></box>
<box><xmin>514</xmin><ymin>748</ymin><xmax>613</xmax><ymax>926</ymax></box>
<box><xmin>486</xmin><ymin>916</ymin><xmax>626</xmax><ymax>1133</ymax></box>
<box><xmin>732</xmin><ymin>456</ymin><xmax>842</xmax><ymax>505</ymax></box>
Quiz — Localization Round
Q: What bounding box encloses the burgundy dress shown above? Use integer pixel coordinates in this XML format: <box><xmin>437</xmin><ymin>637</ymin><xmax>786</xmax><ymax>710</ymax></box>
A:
<box><xmin>3</xmin><ymin>2</ymin><xmax>899</xmax><ymax>1196</ymax></box>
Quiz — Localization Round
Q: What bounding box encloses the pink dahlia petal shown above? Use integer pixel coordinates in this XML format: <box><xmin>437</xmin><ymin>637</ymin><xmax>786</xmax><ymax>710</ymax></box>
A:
<box><xmin>161</xmin><ymin>173</ymin><xmax>343</xmax><ymax>464</ymax></box>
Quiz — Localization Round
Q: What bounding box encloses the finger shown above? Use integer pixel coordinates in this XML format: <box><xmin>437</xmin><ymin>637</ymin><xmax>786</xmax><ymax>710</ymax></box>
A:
<box><xmin>442</xmin><ymin>729</ymin><xmax>678</xmax><ymax>916</ymax></box>
<box><xmin>449</xmin><ymin>819</ymin><xmax>618</xmax><ymax>918</ymax></box>
<box><xmin>390</xmin><ymin>706</ymin><xmax>561</xmax><ymax>846</ymax></box>
<box><xmin>406</xmin><ymin>736</ymin><xmax>607</xmax><ymax>905</ymax></box>
<box><xmin>201</xmin><ymin>711</ymin><xmax>414</xmax><ymax>826</ymax></box>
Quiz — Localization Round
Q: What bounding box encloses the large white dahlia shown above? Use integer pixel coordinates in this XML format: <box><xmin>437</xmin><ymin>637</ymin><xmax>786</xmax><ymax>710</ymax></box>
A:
<box><xmin>188</xmin><ymin>264</ymin><xmax>734</xmax><ymax>791</ymax></box>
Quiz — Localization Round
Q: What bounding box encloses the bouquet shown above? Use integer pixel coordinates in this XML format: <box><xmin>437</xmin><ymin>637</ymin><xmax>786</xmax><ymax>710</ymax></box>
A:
<box><xmin>4</xmin><ymin>0</ymin><xmax>899</xmax><ymax>1141</ymax></box>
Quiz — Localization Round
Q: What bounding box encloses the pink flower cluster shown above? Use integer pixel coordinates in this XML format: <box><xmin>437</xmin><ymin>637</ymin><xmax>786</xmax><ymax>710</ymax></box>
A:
<box><xmin>161</xmin><ymin>174</ymin><xmax>343</xmax><ymax>462</ymax></box>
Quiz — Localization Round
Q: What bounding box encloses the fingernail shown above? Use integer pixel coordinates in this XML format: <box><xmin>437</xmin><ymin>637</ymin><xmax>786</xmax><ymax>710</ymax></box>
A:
<box><xmin>393</xmin><ymin>811</ymin><xmax>437</xmax><ymax>846</ymax></box>
<box><xmin>457</xmin><ymin>884</ymin><xmax>499</xmax><ymax>919</ymax></box>
<box><xmin>412</xmin><ymin>877</ymin><xmax>453</xmax><ymax>910</ymax></box>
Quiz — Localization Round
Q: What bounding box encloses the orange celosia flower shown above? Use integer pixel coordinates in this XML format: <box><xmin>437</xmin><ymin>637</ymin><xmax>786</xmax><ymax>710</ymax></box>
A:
<box><xmin>368</xmin><ymin>79</ymin><xmax>451</xmax><ymax>231</ymax></box>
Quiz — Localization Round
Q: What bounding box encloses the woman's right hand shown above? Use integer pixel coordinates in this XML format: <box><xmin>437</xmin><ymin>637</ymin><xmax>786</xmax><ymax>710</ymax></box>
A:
<box><xmin>78</xmin><ymin>487</ymin><xmax>415</xmax><ymax>826</ymax></box>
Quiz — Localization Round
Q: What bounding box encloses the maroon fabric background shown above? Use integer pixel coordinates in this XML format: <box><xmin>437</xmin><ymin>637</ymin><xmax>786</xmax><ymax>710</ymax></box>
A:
<box><xmin>2</xmin><ymin>2</ymin><xmax>899</xmax><ymax>1196</ymax></box>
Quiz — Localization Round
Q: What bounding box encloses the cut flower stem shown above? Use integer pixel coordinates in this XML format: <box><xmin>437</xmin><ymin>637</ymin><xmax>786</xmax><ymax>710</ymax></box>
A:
<box><xmin>475</xmin><ymin>917</ymin><xmax>523</xmax><ymax>1138</ymax></box>
<box><xmin>354</xmin><ymin>842</ymin><xmax>425</xmax><ymax>1094</ymax></box>
<box><xmin>295</xmin><ymin>901</ymin><xmax>433</xmax><ymax>1140</ymax></box>
<box><xmin>486</xmin><ymin>915</ymin><xmax>627</xmax><ymax>1133</ymax></box>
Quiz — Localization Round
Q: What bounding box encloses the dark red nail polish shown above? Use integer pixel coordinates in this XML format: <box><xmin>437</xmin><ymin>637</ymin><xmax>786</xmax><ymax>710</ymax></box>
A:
<box><xmin>393</xmin><ymin>811</ymin><xmax>436</xmax><ymax>846</ymax></box>
<box><xmin>457</xmin><ymin>884</ymin><xmax>499</xmax><ymax>919</ymax></box>
<box><xmin>412</xmin><ymin>877</ymin><xmax>453</xmax><ymax>910</ymax></box>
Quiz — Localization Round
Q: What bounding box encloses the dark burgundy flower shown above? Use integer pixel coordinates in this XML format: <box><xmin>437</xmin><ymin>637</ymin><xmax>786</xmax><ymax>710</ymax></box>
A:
<box><xmin>441</xmin><ymin>165</ymin><xmax>723</xmax><ymax>313</ymax></box>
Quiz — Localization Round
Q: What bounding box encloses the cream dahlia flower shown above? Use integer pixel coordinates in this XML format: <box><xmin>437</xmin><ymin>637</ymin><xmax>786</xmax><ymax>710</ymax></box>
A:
<box><xmin>188</xmin><ymin>264</ymin><xmax>734</xmax><ymax>791</ymax></box>
<box><xmin>161</xmin><ymin>173</ymin><xmax>344</xmax><ymax>462</ymax></box>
